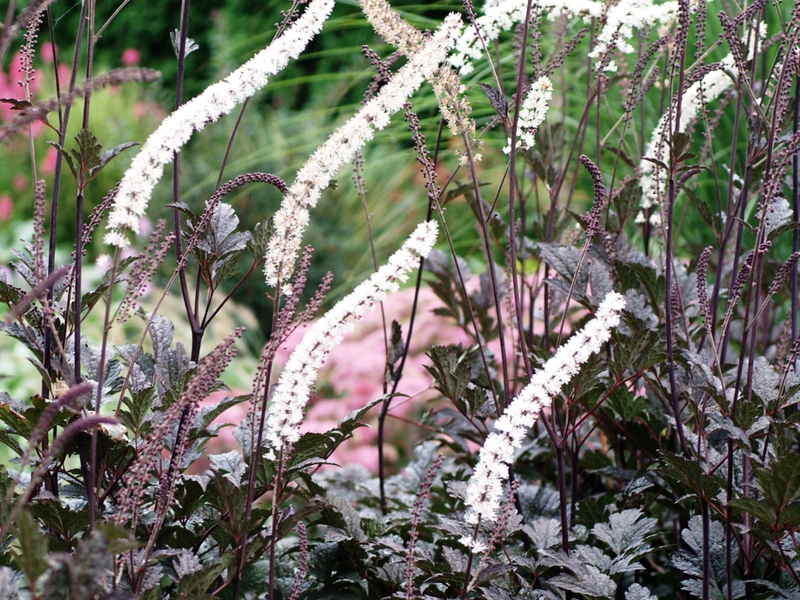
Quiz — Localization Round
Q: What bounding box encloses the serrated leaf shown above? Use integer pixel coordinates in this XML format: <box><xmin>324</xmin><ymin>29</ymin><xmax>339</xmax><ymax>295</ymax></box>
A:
<box><xmin>755</xmin><ymin>454</ymin><xmax>800</xmax><ymax>513</ymax></box>
<box><xmin>661</xmin><ymin>452</ymin><xmax>725</xmax><ymax>501</ymax></box>
<box><xmin>610</xmin><ymin>330</ymin><xmax>662</xmax><ymax>378</ymax></box>
<box><xmin>88</xmin><ymin>141</ymin><xmax>139</xmax><ymax>179</ymax></box>
<box><xmin>592</xmin><ymin>508</ymin><xmax>656</xmax><ymax>556</ymax></box>
<box><xmin>479</xmin><ymin>83</ymin><xmax>509</xmax><ymax>122</ymax></box>
<box><xmin>537</xmin><ymin>243</ymin><xmax>587</xmax><ymax>296</ymax></box>
<box><xmin>425</xmin><ymin>345</ymin><xmax>471</xmax><ymax>402</ymax></box>
<box><xmin>324</xmin><ymin>494</ymin><xmax>366</xmax><ymax>542</ymax></box>
<box><xmin>13</xmin><ymin>509</ymin><xmax>49</xmax><ymax>586</ymax></box>
<box><xmin>47</xmin><ymin>141</ymin><xmax>77</xmax><ymax>182</ymax></box>
<box><xmin>682</xmin><ymin>184</ymin><xmax>719</xmax><ymax>235</ymax></box>
<box><xmin>72</xmin><ymin>129</ymin><xmax>103</xmax><ymax>180</ymax></box>
<box><xmin>245</xmin><ymin>220</ymin><xmax>272</xmax><ymax>256</ymax></box>
<box><xmin>170</xmin><ymin>29</ymin><xmax>200</xmax><ymax>58</ymax></box>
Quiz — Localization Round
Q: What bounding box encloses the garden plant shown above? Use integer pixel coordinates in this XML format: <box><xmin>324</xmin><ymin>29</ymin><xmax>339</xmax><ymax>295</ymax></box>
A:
<box><xmin>0</xmin><ymin>0</ymin><xmax>799</xmax><ymax>597</ymax></box>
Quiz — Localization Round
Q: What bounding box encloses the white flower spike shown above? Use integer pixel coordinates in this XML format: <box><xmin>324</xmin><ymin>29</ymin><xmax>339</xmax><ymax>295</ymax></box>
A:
<box><xmin>264</xmin><ymin>220</ymin><xmax>439</xmax><ymax>458</ymax></box>
<box><xmin>463</xmin><ymin>291</ymin><xmax>626</xmax><ymax>524</ymax></box>
<box><xmin>262</xmin><ymin>12</ymin><xmax>463</xmax><ymax>292</ymax></box>
<box><xmin>104</xmin><ymin>0</ymin><xmax>335</xmax><ymax>248</ymax></box>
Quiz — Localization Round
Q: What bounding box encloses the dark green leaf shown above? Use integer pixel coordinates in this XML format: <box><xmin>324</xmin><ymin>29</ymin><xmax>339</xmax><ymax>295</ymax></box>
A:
<box><xmin>13</xmin><ymin>509</ymin><xmax>49</xmax><ymax>586</ymax></box>
<box><xmin>425</xmin><ymin>345</ymin><xmax>471</xmax><ymax>402</ymax></box>
<box><xmin>89</xmin><ymin>141</ymin><xmax>139</xmax><ymax>180</ymax></box>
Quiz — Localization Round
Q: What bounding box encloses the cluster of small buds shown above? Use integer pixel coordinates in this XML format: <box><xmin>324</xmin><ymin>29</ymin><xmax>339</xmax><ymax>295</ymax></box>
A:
<box><xmin>360</xmin><ymin>0</ymin><xmax>425</xmax><ymax>56</ymax></box>
<box><xmin>264</xmin><ymin>221</ymin><xmax>439</xmax><ymax>458</ymax></box>
<box><xmin>463</xmin><ymin>291</ymin><xmax>625</xmax><ymax>524</ymax></box>
<box><xmin>117</xmin><ymin>220</ymin><xmax>175</xmax><ymax>323</ymax></box>
<box><xmin>578</xmin><ymin>154</ymin><xmax>606</xmax><ymax>239</ymax></box>
<box><xmin>696</xmin><ymin>246</ymin><xmax>712</xmax><ymax>326</ymax></box>
<box><xmin>404</xmin><ymin>103</ymin><xmax>442</xmax><ymax>204</ymax></box>
<box><xmin>116</xmin><ymin>329</ymin><xmax>242</xmax><ymax>525</ymax></box>
<box><xmin>33</xmin><ymin>179</ymin><xmax>46</xmax><ymax>282</ymax></box>
<box><xmin>81</xmin><ymin>185</ymin><xmax>119</xmax><ymax>255</ymax></box>
<box><xmin>726</xmin><ymin>252</ymin><xmax>754</xmax><ymax>315</ymax></box>
<box><xmin>18</xmin><ymin>8</ymin><xmax>43</xmax><ymax>93</ymax></box>
<box><xmin>103</xmin><ymin>0</ymin><xmax>334</xmax><ymax>249</ymax></box>
<box><xmin>405</xmin><ymin>454</ymin><xmax>445</xmax><ymax>596</ymax></box>
<box><xmin>288</xmin><ymin>521</ymin><xmax>309</xmax><ymax>600</ymax></box>
<box><xmin>503</xmin><ymin>75</ymin><xmax>552</xmax><ymax>154</ymax></box>
<box><xmin>263</xmin><ymin>13</ymin><xmax>462</xmax><ymax>292</ymax></box>
<box><xmin>768</xmin><ymin>252</ymin><xmax>800</xmax><ymax>297</ymax></box>
<box><xmin>361</xmin><ymin>45</ymin><xmax>401</xmax><ymax>104</ymax></box>
<box><xmin>245</xmin><ymin>248</ymin><xmax>332</xmax><ymax>455</ymax></box>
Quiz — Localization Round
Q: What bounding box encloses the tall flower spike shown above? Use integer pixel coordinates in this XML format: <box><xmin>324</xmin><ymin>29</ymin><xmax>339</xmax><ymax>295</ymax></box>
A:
<box><xmin>504</xmin><ymin>75</ymin><xmax>552</xmax><ymax>154</ymax></box>
<box><xmin>264</xmin><ymin>220</ymin><xmax>439</xmax><ymax>458</ymax></box>
<box><xmin>637</xmin><ymin>24</ymin><xmax>765</xmax><ymax>227</ymax></box>
<box><xmin>463</xmin><ymin>291</ymin><xmax>625</xmax><ymax>525</ymax></box>
<box><xmin>103</xmin><ymin>0</ymin><xmax>334</xmax><ymax>248</ymax></box>
<box><xmin>263</xmin><ymin>13</ymin><xmax>462</xmax><ymax>291</ymax></box>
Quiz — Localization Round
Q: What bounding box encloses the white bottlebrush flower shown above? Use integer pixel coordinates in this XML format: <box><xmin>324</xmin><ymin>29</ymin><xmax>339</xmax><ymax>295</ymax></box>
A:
<box><xmin>463</xmin><ymin>291</ymin><xmax>625</xmax><ymax>524</ymax></box>
<box><xmin>588</xmin><ymin>0</ymin><xmax>673</xmax><ymax>65</ymax></box>
<box><xmin>262</xmin><ymin>13</ymin><xmax>462</xmax><ymax>292</ymax></box>
<box><xmin>103</xmin><ymin>0</ymin><xmax>334</xmax><ymax>248</ymax></box>
<box><xmin>638</xmin><ymin>57</ymin><xmax>737</xmax><ymax>223</ymax></box>
<box><xmin>638</xmin><ymin>23</ymin><xmax>766</xmax><ymax>225</ymax></box>
<box><xmin>449</xmin><ymin>0</ymin><xmax>605</xmax><ymax>75</ymax></box>
<box><xmin>264</xmin><ymin>221</ymin><xmax>439</xmax><ymax>458</ymax></box>
<box><xmin>503</xmin><ymin>76</ymin><xmax>553</xmax><ymax>154</ymax></box>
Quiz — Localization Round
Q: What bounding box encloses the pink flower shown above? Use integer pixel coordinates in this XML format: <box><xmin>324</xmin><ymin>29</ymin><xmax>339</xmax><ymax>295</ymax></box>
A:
<box><xmin>13</xmin><ymin>175</ymin><xmax>28</xmax><ymax>191</ymax></box>
<box><xmin>41</xmin><ymin>145</ymin><xmax>58</xmax><ymax>176</ymax></box>
<box><xmin>41</xmin><ymin>43</ymin><xmax>57</xmax><ymax>64</ymax></box>
<box><xmin>121</xmin><ymin>48</ymin><xmax>141</xmax><ymax>66</ymax></box>
<box><xmin>0</xmin><ymin>195</ymin><xmax>13</xmax><ymax>221</ymax></box>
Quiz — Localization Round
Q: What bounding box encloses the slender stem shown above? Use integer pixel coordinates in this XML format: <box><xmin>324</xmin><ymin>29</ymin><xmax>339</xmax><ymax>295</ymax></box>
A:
<box><xmin>664</xmin><ymin>0</ymin><xmax>691</xmax><ymax>459</ymax></box>
<box><xmin>507</xmin><ymin>0</ymin><xmax>535</xmax><ymax>381</ymax></box>
<box><xmin>793</xmin><ymin>75</ymin><xmax>799</xmax><ymax>375</ymax></box>
<box><xmin>460</xmin><ymin>131</ymin><xmax>511</xmax><ymax>413</ymax></box>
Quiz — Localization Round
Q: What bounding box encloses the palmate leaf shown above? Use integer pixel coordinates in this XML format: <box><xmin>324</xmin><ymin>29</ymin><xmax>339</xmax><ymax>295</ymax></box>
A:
<box><xmin>747</xmin><ymin>454</ymin><xmax>800</xmax><ymax>526</ymax></box>
<box><xmin>609</xmin><ymin>329</ymin><xmax>664</xmax><ymax>379</ymax></box>
<box><xmin>425</xmin><ymin>345</ymin><xmax>472</xmax><ymax>402</ymax></box>
<box><xmin>537</xmin><ymin>243</ymin><xmax>588</xmax><ymax>296</ymax></box>
<box><xmin>661</xmin><ymin>452</ymin><xmax>725</xmax><ymax>503</ymax></box>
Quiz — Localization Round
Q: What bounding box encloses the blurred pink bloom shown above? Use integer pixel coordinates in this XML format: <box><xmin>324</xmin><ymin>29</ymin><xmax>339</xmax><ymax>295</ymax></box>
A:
<box><xmin>13</xmin><ymin>175</ymin><xmax>28</xmax><ymax>191</ymax></box>
<box><xmin>202</xmin><ymin>281</ymin><xmax>548</xmax><ymax>473</ymax></box>
<box><xmin>41</xmin><ymin>43</ymin><xmax>57</xmax><ymax>64</ymax></box>
<box><xmin>121</xmin><ymin>48</ymin><xmax>141</xmax><ymax>66</ymax></box>
<box><xmin>56</xmin><ymin>63</ymin><xmax>71</xmax><ymax>86</ymax></box>
<box><xmin>0</xmin><ymin>195</ymin><xmax>13</xmax><ymax>221</ymax></box>
<box><xmin>41</xmin><ymin>145</ymin><xmax>58</xmax><ymax>175</ymax></box>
